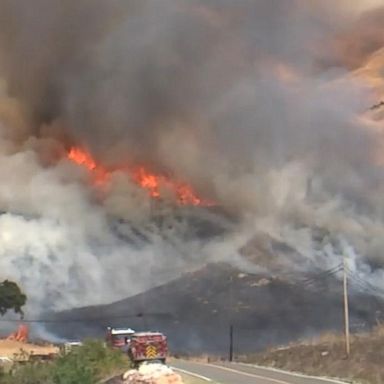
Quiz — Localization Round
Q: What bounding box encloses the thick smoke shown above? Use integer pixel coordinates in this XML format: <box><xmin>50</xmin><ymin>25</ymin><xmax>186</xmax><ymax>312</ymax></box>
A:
<box><xmin>0</xmin><ymin>0</ymin><xmax>384</xmax><ymax>315</ymax></box>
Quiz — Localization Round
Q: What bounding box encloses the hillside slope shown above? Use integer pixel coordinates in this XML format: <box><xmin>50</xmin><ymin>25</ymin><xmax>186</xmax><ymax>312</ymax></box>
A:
<box><xmin>49</xmin><ymin>263</ymin><xmax>383</xmax><ymax>355</ymax></box>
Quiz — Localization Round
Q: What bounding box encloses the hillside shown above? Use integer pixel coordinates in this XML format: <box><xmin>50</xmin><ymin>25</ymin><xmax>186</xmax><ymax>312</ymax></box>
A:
<box><xmin>244</xmin><ymin>326</ymin><xmax>384</xmax><ymax>384</ymax></box>
<box><xmin>49</xmin><ymin>262</ymin><xmax>383</xmax><ymax>355</ymax></box>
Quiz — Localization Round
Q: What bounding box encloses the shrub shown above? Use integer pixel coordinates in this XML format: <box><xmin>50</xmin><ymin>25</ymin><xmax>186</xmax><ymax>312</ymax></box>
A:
<box><xmin>0</xmin><ymin>362</ymin><xmax>53</xmax><ymax>384</ymax></box>
<box><xmin>53</xmin><ymin>340</ymin><xmax>127</xmax><ymax>384</ymax></box>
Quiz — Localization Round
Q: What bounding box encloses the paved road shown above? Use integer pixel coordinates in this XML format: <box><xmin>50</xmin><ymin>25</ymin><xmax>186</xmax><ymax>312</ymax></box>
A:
<box><xmin>172</xmin><ymin>360</ymin><xmax>345</xmax><ymax>384</ymax></box>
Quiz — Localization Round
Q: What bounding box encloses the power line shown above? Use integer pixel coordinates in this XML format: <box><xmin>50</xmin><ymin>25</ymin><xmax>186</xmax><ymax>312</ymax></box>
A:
<box><xmin>300</xmin><ymin>264</ymin><xmax>343</xmax><ymax>287</ymax></box>
<box><xmin>346</xmin><ymin>269</ymin><xmax>384</xmax><ymax>298</ymax></box>
<box><xmin>347</xmin><ymin>273</ymin><xmax>375</xmax><ymax>294</ymax></box>
<box><xmin>348</xmin><ymin>275</ymin><xmax>374</xmax><ymax>294</ymax></box>
<box><xmin>0</xmin><ymin>312</ymin><xmax>172</xmax><ymax>324</ymax></box>
<box><xmin>347</xmin><ymin>273</ymin><xmax>384</xmax><ymax>303</ymax></box>
<box><xmin>302</xmin><ymin>264</ymin><xmax>342</xmax><ymax>281</ymax></box>
<box><xmin>343</xmin><ymin>271</ymin><xmax>384</xmax><ymax>328</ymax></box>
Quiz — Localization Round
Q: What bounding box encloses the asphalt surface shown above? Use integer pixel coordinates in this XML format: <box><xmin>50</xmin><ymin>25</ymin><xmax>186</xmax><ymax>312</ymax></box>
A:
<box><xmin>172</xmin><ymin>360</ymin><xmax>345</xmax><ymax>384</ymax></box>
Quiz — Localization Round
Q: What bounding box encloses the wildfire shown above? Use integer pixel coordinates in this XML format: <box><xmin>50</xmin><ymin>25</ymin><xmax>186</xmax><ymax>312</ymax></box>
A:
<box><xmin>132</xmin><ymin>167</ymin><xmax>161</xmax><ymax>199</ymax></box>
<box><xmin>67</xmin><ymin>146</ymin><xmax>211</xmax><ymax>206</ymax></box>
<box><xmin>68</xmin><ymin>147</ymin><xmax>97</xmax><ymax>170</ymax></box>
<box><xmin>67</xmin><ymin>147</ymin><xmax>109</xmax><ymax>185</ymax></box>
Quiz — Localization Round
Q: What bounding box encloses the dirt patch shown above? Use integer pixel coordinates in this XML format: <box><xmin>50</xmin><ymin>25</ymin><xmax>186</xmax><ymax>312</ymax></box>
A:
<box><xmin>0</xmin><ymin>339</ymin><xmax>59</xmax><ymax>361</ymax></box>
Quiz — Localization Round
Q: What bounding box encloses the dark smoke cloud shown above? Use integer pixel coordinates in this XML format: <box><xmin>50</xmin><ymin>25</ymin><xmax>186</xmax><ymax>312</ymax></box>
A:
<box><xmin>0</xmin><ymin>0</ymin><xmax>365</xmax><ymax>165</ymax></box>
<box><xmin>0</xmin><ymin>0</ymin><xmax>384</xmax><ymax>314</ymax></box>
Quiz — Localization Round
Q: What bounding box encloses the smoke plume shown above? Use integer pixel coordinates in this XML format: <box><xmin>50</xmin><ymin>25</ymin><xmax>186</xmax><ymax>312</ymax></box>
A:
<box><xmin>0</xmin><ymin>0</ymin><xmax>384</xmax><ymax>314</ymax></box>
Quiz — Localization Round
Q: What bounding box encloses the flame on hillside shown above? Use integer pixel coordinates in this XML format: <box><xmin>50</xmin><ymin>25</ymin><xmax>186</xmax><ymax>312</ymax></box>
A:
<box><xmin>67</xmin><ymin>146</ymin><xmax>213</xmax><ymax>206</ymax></box>
<box><xmin>67</xmin><ymin>147</ymin><xmax>109</xmax><ymax>185</ymax></box>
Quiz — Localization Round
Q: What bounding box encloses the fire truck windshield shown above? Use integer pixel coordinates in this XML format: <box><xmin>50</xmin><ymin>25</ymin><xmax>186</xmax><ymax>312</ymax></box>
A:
<box><xmin>112</xmin><ymin>334</ymin><xmax>131</xmax><ymax>344</ymax></box>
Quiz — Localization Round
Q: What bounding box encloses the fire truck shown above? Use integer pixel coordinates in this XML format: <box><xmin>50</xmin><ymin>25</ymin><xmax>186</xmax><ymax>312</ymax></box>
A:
<box><xmin>106</xmin><ymin>328</ymin><xmax>168</xmax><ymax>366</ymax></box>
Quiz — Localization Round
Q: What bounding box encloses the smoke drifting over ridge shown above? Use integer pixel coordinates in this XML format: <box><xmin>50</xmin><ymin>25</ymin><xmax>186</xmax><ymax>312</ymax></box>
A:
<box><xmin>0</xmin><ymin>0</ymin><xmax>384</xmax><ymax>313</ymax></box>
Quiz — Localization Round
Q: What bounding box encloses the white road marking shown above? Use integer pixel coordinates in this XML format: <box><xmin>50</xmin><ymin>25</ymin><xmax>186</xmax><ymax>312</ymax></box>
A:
<box><xmin>172</xmin><ymin>366</ymin><xmax>212</xmax><ymax>382</ymax></box>
<box><xmin>235</xmin><ymin>363</ymin><xmax>347</xmax><ymax>384</ymax></box>
<box><xmin>203</xmin><ymin>363</ymin><xmax>293</xmax><ymax>384</ymax></box>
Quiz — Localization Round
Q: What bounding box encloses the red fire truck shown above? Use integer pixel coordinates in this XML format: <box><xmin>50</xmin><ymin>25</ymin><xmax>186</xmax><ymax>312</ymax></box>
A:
<box><xmin>106</xmin><ymin>328</ymin><xmax>168</xmax><ymax>366</ymax></box>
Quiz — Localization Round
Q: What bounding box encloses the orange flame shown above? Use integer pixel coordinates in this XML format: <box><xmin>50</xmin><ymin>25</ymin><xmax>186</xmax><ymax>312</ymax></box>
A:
<box><xmin>132</xmin><ymin>166</ymin><xmax>161</xmax><ymax>199</ymax></box>
<box><xmin>67</xmin><ymin>147</ymin><xmax>109</xmax><ymax>185</ymax></box>
<box><xmin>67</xmin><ymin>146</ymin><xmax>212</xmax><ymax>206</ymax></box>
<box><xmin>68</xmin><ymin>147</ymin><xmax>97</xmax><ymax>170</ymax></box>
<box><xmin>7</xmin><ymin>324</ymin><xmax>29</xmax><ymax>342</ymax></box>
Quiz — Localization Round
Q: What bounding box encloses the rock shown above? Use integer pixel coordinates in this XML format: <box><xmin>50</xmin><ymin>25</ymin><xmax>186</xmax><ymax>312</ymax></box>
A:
<box><xmin>122</xmin><ymin>363</ymin><xmax>183</xmax><ymax>384</ymax></box>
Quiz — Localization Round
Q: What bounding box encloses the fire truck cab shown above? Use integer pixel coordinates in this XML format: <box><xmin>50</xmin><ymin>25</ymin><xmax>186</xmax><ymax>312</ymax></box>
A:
<box><xmin>105</xmin><ymin>327</ymin><xmax>135</xmax><ymax>351</ymax></box>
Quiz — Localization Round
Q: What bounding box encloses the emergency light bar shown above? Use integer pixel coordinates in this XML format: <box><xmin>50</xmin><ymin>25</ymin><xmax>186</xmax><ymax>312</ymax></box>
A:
<box><xmin>109</xmin><ymin>327</ymin><xmax>135</xmax><ymax>335</ymax></box>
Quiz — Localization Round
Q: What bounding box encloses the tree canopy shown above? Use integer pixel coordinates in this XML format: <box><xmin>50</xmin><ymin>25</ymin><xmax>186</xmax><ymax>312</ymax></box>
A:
<box><xmin>0</xmin><ymin>280</ymin><xmax>27</xmax><ymax>317</ymax></box>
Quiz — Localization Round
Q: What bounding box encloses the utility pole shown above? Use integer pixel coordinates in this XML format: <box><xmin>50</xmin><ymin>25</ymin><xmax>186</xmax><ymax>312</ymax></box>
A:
<box><xmin>229</xmin><ymin>324</ymin><xmax>234</xmax><ymax>362</ymax></box>
<box><xmin>228</xmin><ymin>274</ymin><xmax>234</xmax><ymax>362</ymax></box>
<box><xmin>343</xmin><ymin>251</ymin><xmax>351</xmax><ymax>357</ymax></box>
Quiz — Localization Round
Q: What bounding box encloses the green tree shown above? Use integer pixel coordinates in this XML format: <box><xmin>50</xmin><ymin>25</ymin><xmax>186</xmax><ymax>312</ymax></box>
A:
<box><xmin>0</xmin><ymin>280</ymin><xmax>27</xmax><ymax>317</ymax></box>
